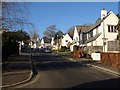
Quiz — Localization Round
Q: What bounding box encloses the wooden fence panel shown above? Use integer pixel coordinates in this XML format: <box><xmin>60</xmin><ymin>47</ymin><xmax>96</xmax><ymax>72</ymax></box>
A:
<box><xmin>107</xmin><ymin>40</ymin><xmax>119</xmax><ymax>51</ymax></box>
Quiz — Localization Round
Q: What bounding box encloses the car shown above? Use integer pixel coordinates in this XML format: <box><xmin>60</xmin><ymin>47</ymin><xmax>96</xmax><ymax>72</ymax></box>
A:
<box><xmin>42</xmin><ymin>48</ymin><xmax>51</xmax><ymax>53</ymax></box>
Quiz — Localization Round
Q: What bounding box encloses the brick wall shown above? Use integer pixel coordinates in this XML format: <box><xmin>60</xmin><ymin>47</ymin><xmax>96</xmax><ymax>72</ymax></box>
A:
<box><xmin>101</xmin><ymin>52</ymin><xmax>120</xmax><ymax>68</ymax></box>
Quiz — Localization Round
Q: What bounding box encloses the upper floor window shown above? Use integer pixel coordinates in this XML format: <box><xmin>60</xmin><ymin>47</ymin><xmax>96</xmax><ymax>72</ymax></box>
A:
<box><xmin>88</xmin><ymin>31</ymin><xmax>93</xmax><ymax>38</ymax></box>
<box><xmin>96</xmin><ymin>28</ymin><xmax>98</xmax><ymax>34</ymax></box>
<box><xmin>108</xmin><ymin>25</ymin><xmax>117</xmax><ymax>33</ymax></box>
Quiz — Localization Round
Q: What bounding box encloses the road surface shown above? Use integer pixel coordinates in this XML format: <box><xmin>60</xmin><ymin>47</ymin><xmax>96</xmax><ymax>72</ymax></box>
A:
<box><xmin>24</xmin><ymin>52</ymin><xmax>120</xmax><ymax>88</ymax></box>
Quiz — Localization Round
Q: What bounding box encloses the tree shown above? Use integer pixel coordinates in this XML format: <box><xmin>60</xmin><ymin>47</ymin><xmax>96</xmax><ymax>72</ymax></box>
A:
<box><xmin>2</xmin><ymin>30</ymin><xmax>30</xmax><ymax>62</ymax></box>
<box><xmin>10</xmin><ymin>30</ymin><xmax>30</xmax><ymax>41</ymax></box>
<box><xmin>31</xmin><ymin>32</ymin><xmax>39</xmax><ymax>40</ymax></box>
<box><xmin>53</xmin><ymin>30</ymin><xmax>64</xmax><ymax>50</ymax></box>
<box><xmin>29</xmin><ymin>29</ymin><xmax>39</xmax><ymax>42</ymax></box>
<box><xmin>43</xmin><ymin>25</ymin><xmax>57</xmax><ymax>38</ymax></box>
<box><xmin>2</xmin><ymin>30</ymin><xmax>30</xmax><ymax>46</ymax></box>
<box><xmin>1</xmin><ymin>2</ymin><xmax>32</xmax><ymax>30</ymax></box>
<box><xmin>54</xmin><ymin>30</ymin><xmax>64</xmax><ymax>39</ymax></box>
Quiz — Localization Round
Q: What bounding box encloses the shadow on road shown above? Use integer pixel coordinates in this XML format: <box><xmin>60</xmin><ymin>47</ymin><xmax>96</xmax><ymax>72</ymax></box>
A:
<box><xmin>68</xmin><ymin>78</ymin><xmax>120</xmax><ymax>88</ymax></box>
<box><xmin>33</xmin><ymin>54</ymin><xmax>94</xmax><ymax>71</ymax></box>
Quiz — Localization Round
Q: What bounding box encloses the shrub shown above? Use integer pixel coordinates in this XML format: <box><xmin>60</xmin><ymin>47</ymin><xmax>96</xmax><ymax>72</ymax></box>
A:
<box><xmin>59</xmin><ymin>46</ymin><xmax>66</xmax><ymax>52</ymax></box>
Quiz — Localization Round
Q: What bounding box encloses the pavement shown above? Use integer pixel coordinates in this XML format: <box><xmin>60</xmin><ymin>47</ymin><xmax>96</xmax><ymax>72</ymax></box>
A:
<box><xmin>1</xmin><ymin>52</ymin><xmax>33</xmax><ymax>89</ymax></box>
<box><xmin>2</xmin><ymin>71</ymin><xmax>32</xmax><ymax>88</ymax></box>
<box><xmin>62</xmin><ymin>54</ymin><xmax>120</xmax><ymax>76</ymax></box>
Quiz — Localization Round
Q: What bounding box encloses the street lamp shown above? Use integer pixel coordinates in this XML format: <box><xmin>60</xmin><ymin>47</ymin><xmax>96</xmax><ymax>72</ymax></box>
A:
<box><xmin>57</xmin><ymin>35</ymin><xmax>58</xmax><ymax>52</ymax></box>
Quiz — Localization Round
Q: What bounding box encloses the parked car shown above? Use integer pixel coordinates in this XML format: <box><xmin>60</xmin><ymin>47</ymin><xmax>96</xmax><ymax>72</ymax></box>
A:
<box><xmin>21</xmin><ymin>45</ymin><xmax>29</xmax><ymax>52</ymax></box>
<box><xmin>41</xmin><ymin>48</ymin><xmax>51</xmax><ymax>53</ymax></box>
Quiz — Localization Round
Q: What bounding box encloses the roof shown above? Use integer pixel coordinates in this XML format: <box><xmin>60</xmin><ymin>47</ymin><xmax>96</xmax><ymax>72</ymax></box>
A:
<box><xmin>85</xmin><ymin>11</ymin><xmax>115</xmax><ymax>33</ymax></box>
<box><xmin>67</xmin><ymin>25</ymin><xmax>90</xmax><ymax>39</ymax></box>
<box><xmin>85</xmin><ymin>19</ymin><xmax>103</xmax><ymax>33</ymax></box>
<box><xmin>42</xmin><ymin>37</ymin><xmax>52</xmax><ymax>43</ymax></box>
<box><xmin>67</xmin><ymin>10</ymin><xmax>118</xmax><ymax>39</ymax></box>
<box><xmin>84</xmin><ymin>33</ymin><xmax>102</xmax><ymax>44</ymax></box>
<box><xmin>76</xmin><ymin>25</ymin><xmax>90</xmax><ymax>33</ymax></box>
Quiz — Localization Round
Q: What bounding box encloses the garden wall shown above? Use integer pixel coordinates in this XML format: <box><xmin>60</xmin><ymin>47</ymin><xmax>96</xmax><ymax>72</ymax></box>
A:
<box><xmin>82</xmin><ymin>46</ymin><xmax>103</xmax><ymax>55</ymax></box>
<box><xmin>100</xmin><ymin>52</ymin><xmax>120</xmax><ymax>68</ymax></box>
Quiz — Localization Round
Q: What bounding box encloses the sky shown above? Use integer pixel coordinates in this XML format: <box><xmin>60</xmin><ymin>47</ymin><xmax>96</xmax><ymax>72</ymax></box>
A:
<box><xmin>28</xmin><ymin>2</ymin><xmax>118</xmax><ymax>38</ymax></box>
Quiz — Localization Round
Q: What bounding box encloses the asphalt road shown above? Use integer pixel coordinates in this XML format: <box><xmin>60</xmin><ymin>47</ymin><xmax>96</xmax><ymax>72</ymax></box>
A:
<box><xmin>25</xmin><ymin>52</ymin><xmax>120</xmax><ymax>88</ymax></box>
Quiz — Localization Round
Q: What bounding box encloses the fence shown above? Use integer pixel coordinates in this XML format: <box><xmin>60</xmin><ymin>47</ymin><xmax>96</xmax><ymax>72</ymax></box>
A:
<box><xmin>107</xmin><ymin>40</ymin><xmax>119</xmax><ymax>51</ymax></box>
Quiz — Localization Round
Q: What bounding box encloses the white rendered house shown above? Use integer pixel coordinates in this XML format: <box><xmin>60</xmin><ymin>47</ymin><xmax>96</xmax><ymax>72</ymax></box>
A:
<box><xmin>61</xmin><ymin>34</ymin><xmax>72</xmax><ymax>47</ymax></box>
<box><xmin>82</xmin><ymin>9</ymin><xmax>119</xmax><ymax>52</ymax></box>
<box><xmin>73</xmin><ymin>26</ymin><xmax>80</xmax><ymax>46</ymax></box>
<box><xmin>67</xmin><ymin>9</ymin><xmax>119</xmax><ymax>52</ymax></box>
<box><xmin>68</xmin><ymin>25</ymin><xmax>89</xmax><ymax>51</ymax></box>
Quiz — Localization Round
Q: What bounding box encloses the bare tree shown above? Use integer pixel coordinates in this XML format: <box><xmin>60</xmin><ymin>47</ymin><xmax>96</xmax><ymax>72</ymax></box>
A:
<box><xmin>29</xmin><ymin>28</ymin><xmax>39</xmax><ymax>42</ymax></box>
<box><xmin>1</xmin><ymin>2</ymin><xmax>32</xmax><ymax>30</ymax></box>
<box><xmin>31</xmin><ymin>32</ymin><xmax>39</xmax><ymax>41</ymax></box>
<box><xmin>43</xmin><ymin>25</ymin><xmax>57</xmax><ymax>38</ymax></box>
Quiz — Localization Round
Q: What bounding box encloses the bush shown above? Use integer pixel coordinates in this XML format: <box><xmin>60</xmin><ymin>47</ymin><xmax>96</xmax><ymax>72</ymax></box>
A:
<box><xmin>65</xmin><ymin>48</ymin><xmax>70</xmax><ymax>52</ymax></box>
<box><xmin>59</xmin><ymin>46</ymin><xmax>70</xmax><ymax>52</ymax></box>
<box><xmin>83</xmin><ymin>50</ymin><xmax>91</xmax><ymax>58</ymax></box>
<box><xmin>59</xmin><ymin>46</ymin><xmax>66</xmax><ymax>52</ymax></box>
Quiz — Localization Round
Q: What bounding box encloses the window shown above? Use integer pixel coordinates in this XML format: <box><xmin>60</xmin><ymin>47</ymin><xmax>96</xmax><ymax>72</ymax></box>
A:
<box><xmin>76</xmin><ymin>37</ymin><xmax>78</xmax><ymax>40</ymax></box>
<box><xmin>108</xmin><ymin>26</ymin><xmax>110</xmax><ymax>32</ymax></box>
<box><xmin>111</xmin><ymin>26</ymin><xmax>113</xmax><ymax>32</ymax></box>
<box><xmin>90</xmin><ymin>31</ymin><xmax>93</xmax><ymax>37</ymax></box>
<box><xmin>114</xmin><ymin>26</ymin><xmax>117</xmax><ymax>32</ymax></box>
<box><xmin>66</xmin><ymin>40</ymin><xmax>68</xmax><ymax>42</ymax></box>
<box><xmin>96</xmin><ymin>28</ymin><xmax>98</xmax><ymax>34</ymax></box>
<box><xmin>88</xmin><ymin>31</ymin><xmax>93</xmax><ymax>38</ymax></box>
<box><xmin>108</xmin><ymin>25</ymin><xmax>117</xmax><ymax>33</ymax></box>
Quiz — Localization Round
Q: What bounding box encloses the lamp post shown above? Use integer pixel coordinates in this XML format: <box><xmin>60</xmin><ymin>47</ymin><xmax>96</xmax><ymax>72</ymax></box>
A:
<box><xmin>57</xmin><ymin>35</ymin><xmax>58</xmax><ymax>52</ymax></box>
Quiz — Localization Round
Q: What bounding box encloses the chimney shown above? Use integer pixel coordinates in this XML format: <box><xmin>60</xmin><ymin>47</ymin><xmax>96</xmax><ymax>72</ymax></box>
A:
<box><xmin>101</xmin><ymin>8</ymin><xmax>107</xmax><ymax>19</ymax></box>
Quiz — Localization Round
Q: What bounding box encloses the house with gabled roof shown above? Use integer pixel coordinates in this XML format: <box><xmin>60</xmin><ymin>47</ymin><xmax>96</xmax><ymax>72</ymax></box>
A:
<box><xmin>61</xmin><ymin>33</ymin><xmax>72</xmax><ymax>47</ymax></box>
<box><xmin>82</xmin><ymin>9</ymin><xmax>119</xmax><ymax>53</ymax></box>
<box><xmin>67</xmin><ymin>25</ymin><xmax>90</xmax><ymax>51</ymax></box>
<box><xmin>67</xmin><ymin>9</ymin><xmax>119</xmax><ymax>53</ymax></box>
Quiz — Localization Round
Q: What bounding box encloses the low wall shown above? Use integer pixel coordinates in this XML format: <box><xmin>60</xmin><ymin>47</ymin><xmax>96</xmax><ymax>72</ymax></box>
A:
<box><xmin>91</xmin><ymin>53</ymin><xmax>100</xmax><ymax>61</ymax></box>
<box><xmin>100</xmin><ymin>52</ymin><xmax>120</xmax><ymax>68</ymax></box>
<box><xmin>82</xmin><ymin>46</ymin><xmax>103</xmax><ymax>55</ymax></box>
<box><xmin>73</xmin><ymin>50</ymin><xmax>84</xmax><ymax>58</ymax></box>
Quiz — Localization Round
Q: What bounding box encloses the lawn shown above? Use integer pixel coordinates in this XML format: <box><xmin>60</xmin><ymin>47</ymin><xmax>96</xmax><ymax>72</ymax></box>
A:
<box><xmin>57</xmin><ymin>51</ymin><xmax>72</xmax><ymax>55</ymax></box>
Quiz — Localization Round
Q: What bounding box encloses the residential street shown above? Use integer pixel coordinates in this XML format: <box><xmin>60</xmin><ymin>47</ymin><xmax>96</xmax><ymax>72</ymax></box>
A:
<box><xmin>2</xmin><ymin>2</ymin><xmax>120</xmax><ymax>89</ymax></box>
<box><xmin>23</xmin><ymin>52</ymin><xmax>120</xmax><ymax>88</ymax></box>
